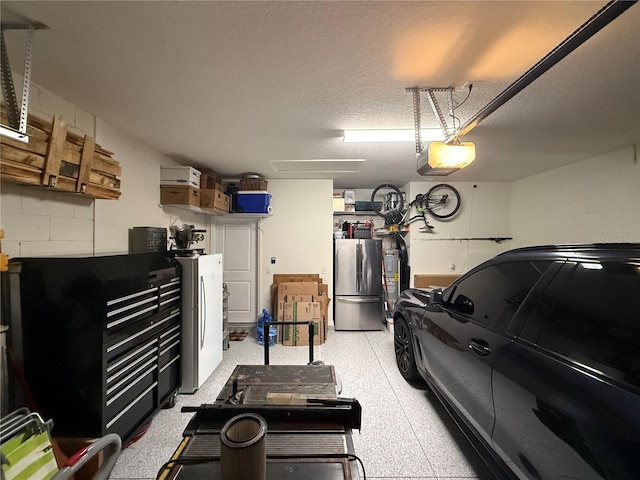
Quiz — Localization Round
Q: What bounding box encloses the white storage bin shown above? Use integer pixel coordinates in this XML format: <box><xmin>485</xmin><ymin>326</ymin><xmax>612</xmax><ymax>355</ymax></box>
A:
<box><xmin>161</xmin><ymin>166</ymin><xmax>201</xmax><ymax>188</ymax></box>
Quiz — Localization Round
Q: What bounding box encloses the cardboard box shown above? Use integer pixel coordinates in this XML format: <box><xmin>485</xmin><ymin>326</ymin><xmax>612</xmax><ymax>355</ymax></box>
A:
<box><xmin>160</xmin><ymin>166</ymin><xmax>201</xmax><ymax>188</ymax></box>
<box><xmin>160</xmin><ymin>185</ymin><xmax>200</xmax><ymax>206</ymax></box>
<box><xmin>277</xmin><ymin>281</ymin><xmax>320</xmax><ymax>297</ymax></box>
<box><xmin>282</xmin><ymin>301</ymin><xmax>323</xmax><ymax>346</ymax></box>
<box><xmin>270</xmin><ymin>275</ymin><xmax>330</xmax><ymax>345</ymax></box>
<box><xmin>199</xmin><ymin>169</ymin><xmax>222</xmax><ymax>189</ymax></box>
<box><xmin>200</xmin><ymin>188</ymin><xmax>229</xmax><ymax>212</ymax></box>
<box><xmin>316</xmin><ymin>283</ymin><xmax>330</xmax><ymax>339</ymax></box>
<box><xmin>276</xmin><ymin>283</ymin><xmax>319</xmax><ymax>308</ymax></box>
<box><xmin>275</xmin><ymin>282</ymin><xmax>319</xmax><ymax>334</ymax></box>
<box><xmin>273</xmin><ymin>274</ymin><xmax>321</xmax><ymax>284</ymax></box>
<box><xmin>277</xmin><ymin>294</ymin><xmax>315</xmax><ymax>321</ymax></box>
<box><xmin>414</xmin><ymin>274</ymin><xmax>460</xmax><ymax>289</ymax></box>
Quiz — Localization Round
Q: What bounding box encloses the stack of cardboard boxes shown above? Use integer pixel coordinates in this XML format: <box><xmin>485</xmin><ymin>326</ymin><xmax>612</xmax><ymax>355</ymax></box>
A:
<box><xmin>270</xmin><ymin>274</ymin><xmax>330</xmax><ymax>346</ymax></box>
<box><xmin>160</xmin><ymin>166</ymin><xmax>229</xmax><ymax>213</ymax></box>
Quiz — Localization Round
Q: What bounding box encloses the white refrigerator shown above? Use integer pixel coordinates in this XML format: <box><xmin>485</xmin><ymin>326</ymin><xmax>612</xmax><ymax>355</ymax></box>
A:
<box><xmin>176</xmin><ymin>253</ymin><xmax>223</xmax><ymax>393</ymax></box>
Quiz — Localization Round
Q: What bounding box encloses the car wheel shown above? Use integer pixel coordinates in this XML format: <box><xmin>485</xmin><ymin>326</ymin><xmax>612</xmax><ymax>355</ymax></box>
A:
<box><xmin>394</xmin><ymin>316</ymin><xmax>421</xmax><ymax>381</ymax></box>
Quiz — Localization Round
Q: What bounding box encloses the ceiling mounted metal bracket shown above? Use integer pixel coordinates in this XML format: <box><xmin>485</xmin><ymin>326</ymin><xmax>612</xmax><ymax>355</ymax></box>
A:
<box><xmin>423</xmin><ymin>87</ymin><xmax>455</xmax><ymax>139</ymax></box>
<box><xmin>406</xmin><ymin>86</ymin><xmax>457</xmax><ymax>154</ymax></box>
<box><xmin>407</xmin><ymin>87</ymin><xmax>422</xmax><ymax>154</ymax></box>
<box><xmin>0</xmin><ymin>22</ymin><xmax>48</xmax><ymax>143</ymax></box>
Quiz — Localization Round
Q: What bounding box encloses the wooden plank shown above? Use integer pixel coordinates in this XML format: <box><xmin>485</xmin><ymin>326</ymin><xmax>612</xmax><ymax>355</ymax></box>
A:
<box><xmin>1</xmin><ymin>136</ymin><xmax>121</xmax><ymax>177</ymax></box>
<box><xmin>0</xmin><ymin>145</ymin><xmax>43</xmax><ymax>168</ymax></box>
<box><xmin>77</xmin><ymin>135</ymin><xmax>95</xmax><ymax>192</ymax></box>
<box><xmin>2</xmin><ymin>110</ymin><xmax>118</xmax><ymax>164</ymax></box>
<box><xmin>63</xmin><ymin>145</ymin><xmax>121</xmax><ymax>176</ymax></box>
<box><xmin>2</xmin><ymin>150</ymin><xmax>121</xmax><ymax>190</ymax></box>
<box><xmin>15</xmin><ymin>111</ymin><xmax>115</xmax><ymax>156</ymax></box>
<box><xmin>90</xmin><ymin>153</ymin><xmax>122</xmax><ymax>177</ymax></box>
<box><xmin>1</xmin><ymin>160</ymin><xmax>121</xmax><ymax>199</ymax></box>
<box><xmin>1</xmin><ymin>134</ymin><xmax>48</xmax><ymax>156</ymax></box>
<box><xmin>41</xmin><ymin>116</ymin><xmax>68</xmax><ymax>187</ymax></box>
<box><xmin>0</xmin><ymin>160</ymin><xmax>43</xmax><ymax>186</ymax></box>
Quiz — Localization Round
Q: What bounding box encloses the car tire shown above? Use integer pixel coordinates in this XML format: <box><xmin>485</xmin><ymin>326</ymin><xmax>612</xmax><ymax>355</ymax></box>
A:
<box><xmin>394</xmin><ymin>316</ymin><xmax>421</xmax><ymax>382</ymax></box>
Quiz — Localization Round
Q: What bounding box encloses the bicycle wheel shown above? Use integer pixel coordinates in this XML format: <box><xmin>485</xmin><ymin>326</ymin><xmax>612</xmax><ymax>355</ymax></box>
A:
<box><xmin>425</xmin><ymin>183</ymin><xmax>460</xmax><ymax>219</ymax></box>
<box><xmin>370</xmin><ymin>184</ymin><xmax>405</xmax><ymax>222</ymax></box>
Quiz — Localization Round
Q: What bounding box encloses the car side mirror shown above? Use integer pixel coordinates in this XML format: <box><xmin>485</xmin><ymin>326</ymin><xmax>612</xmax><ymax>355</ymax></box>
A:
<box><xmin>431</xmin><ymin>288</ymin><xmax>444</xmax><ymax>305</ymax></box>
<box><xmin>452</xmin><ymin>294</ymin><xmax>474</xmax><ymax>315</ymax></box>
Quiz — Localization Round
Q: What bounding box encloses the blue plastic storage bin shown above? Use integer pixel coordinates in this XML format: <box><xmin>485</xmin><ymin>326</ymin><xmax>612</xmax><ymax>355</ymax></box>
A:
<box><xmin>236</xmin><ymin>191</ymin><xmax>272</xmax><ymax>214</ymax></box>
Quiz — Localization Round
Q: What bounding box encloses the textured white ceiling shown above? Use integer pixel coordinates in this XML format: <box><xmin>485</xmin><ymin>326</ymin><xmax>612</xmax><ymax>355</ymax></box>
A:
<box><xmin>2</xmin><ymin>1</ymin><xmax>639</xmax><ymax>188</ymax></box>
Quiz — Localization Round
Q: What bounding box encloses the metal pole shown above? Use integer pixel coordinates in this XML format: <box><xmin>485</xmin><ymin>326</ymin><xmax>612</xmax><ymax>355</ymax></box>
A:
<box><xmin>446</xmin><ymin>0</ymin><xmax>637</xmax><ymax>143</ymax></box>
<box><xmin>308</xmin><ymin>323</ymin><xmax>314</xmax><ymax>364</ymax></box>
<box><xmin>264</xmin><ymin>321</ymin><xmax>315</xmax><ymax>365</ymax></box>
<box><xmin>264</xmin><ymin>322</ymin><xmax>270</xmax><ymax>365</ymax></box>
<box><xmin>18</xmin><ymin>26</ymin><xmax>34</xmax><ymax>135</ymax></box>
<box><xmin>0</xmin><ymin>30</ymin><xmax>19</xmax><ymax>129</ymax></box>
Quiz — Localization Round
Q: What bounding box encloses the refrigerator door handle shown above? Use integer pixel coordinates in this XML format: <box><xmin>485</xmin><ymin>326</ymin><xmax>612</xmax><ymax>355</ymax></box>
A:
<box><xmin>356</xmin><ymin>243</ymin><xmax>363</xmax><ymax>293</ymax></box>
<box><xmin>337</xmin><ymin>296</ymin><xmax>381</xmax><ymax>303</ymax></box>
<box><xmin>200</xmin><ymin>275</ymin><xmax>206</xmax><ymax>349</ymax></box>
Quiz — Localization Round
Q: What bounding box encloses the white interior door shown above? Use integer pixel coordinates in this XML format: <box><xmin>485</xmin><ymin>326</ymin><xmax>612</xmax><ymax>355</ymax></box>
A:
<box><xmin>215</xmin><ymin>219</ymin><xmax>257</xmax><ymax>325</ymax></box>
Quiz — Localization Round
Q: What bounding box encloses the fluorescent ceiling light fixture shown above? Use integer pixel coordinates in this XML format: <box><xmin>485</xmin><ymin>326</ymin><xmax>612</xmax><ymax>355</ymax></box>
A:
<box><xmin>269</xmin><ymin>159</ymin><xmax>365</xmax><ymax>173</ymax></box>
<box><xmin>343</xmin><ymin>129</ymin><xmax>444</xmax><ymax>143</ymax></box>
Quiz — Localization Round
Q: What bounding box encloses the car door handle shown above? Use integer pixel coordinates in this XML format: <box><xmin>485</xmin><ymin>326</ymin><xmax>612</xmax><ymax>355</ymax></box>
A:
<box><xmin>468</xmin><ymin>338</ymin><xmax>491</xmax><ymax>356</ymax></box>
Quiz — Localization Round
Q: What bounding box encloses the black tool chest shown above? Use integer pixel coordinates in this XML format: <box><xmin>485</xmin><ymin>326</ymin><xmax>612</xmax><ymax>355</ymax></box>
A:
<box><xmin>7</xmin><ymin>252</ymin><xmax>182</xmax><ymax>443</ymax></box>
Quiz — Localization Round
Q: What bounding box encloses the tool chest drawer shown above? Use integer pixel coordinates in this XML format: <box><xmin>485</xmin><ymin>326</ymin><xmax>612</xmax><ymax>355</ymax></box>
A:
<box><xmin>158</xmin><ymin>322</ymin><xmax>182</xmax><ymax>405</ymax></box>
<box><xmin>105</xmin><ymin>338</ymin><xmax>158</xmax><ymax>419</ymax></box>
<box><xmin>8</xmin><ymin>252</ymin><xmax>183</xmax><ymax>443</ymax></box>
<box><xmin>106</xmin><ymin>308</ymin><xmax>180</xmax><ymax>361</ymax></box>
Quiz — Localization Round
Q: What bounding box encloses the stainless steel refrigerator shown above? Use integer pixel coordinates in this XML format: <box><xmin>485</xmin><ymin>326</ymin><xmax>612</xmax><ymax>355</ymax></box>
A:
<box><xmin>334</xmin><ymin>239</ymin><xmax>384</xmax><ymax>331</ymax></box>
<box><xmin>175</xmin><ymin>253</ymin><xmax>223</xmax><ymax>393</ymax></box>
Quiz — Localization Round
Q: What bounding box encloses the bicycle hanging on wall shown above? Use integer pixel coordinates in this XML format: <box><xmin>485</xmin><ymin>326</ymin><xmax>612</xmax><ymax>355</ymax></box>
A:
<box><xmin>370</xmin><ymin>183</ymin><xmax>461</xmax><ymax>231</ymax></box>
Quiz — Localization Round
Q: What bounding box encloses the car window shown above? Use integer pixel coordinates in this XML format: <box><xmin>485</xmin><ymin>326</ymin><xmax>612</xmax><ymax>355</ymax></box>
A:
<box><xmin>445</xmin><ymin>261</ymin><xmax>551</xmax><ymax>331</ymax></box>
<box><xmin>523</xmin><ymin>261</ymin><xmax>640</xmax><ymax>389</ymax></box>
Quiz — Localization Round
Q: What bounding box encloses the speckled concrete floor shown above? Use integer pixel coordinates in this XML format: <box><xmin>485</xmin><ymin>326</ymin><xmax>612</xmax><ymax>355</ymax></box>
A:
<box><xmin>109</xmin><ymin>328</ymin><xmax>495</xmax><ymax>480</ymax></box>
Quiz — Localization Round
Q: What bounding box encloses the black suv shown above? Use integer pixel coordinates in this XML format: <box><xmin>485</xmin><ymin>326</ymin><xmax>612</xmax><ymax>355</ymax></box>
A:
<box><xmin>393</xmin><ymin>244</ymin><xmax>640</xmax><ymax>480</ymax></box>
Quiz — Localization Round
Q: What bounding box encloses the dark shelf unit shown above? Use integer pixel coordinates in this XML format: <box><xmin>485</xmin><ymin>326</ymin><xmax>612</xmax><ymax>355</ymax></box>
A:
<box><xmin>8</xmin><ymin>252</ymin><xmax>182</xmax><ymax>443</ymax></box>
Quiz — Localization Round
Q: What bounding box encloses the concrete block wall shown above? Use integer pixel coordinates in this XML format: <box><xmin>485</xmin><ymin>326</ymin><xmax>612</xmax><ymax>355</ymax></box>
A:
<box><xmin>511</xmin><ymin>144</ymin><xmax>640</xmax><ymax>247</ymax></box>
<box><xmin>0</xmin><ymin>80</ymin><xmax>210</xmax><ymax>258</ymax></box>
<box><xmin>1</xmin><ymin>183</ymin><xmax>95</xmax><ymax>258</ymax></box>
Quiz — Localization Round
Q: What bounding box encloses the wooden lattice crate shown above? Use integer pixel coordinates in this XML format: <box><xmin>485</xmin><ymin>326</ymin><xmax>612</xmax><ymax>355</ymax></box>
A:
<box><xmin>0</xmin><ymin>109</ymin><xmax>122</xmax><ymax>199</ymax></box>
